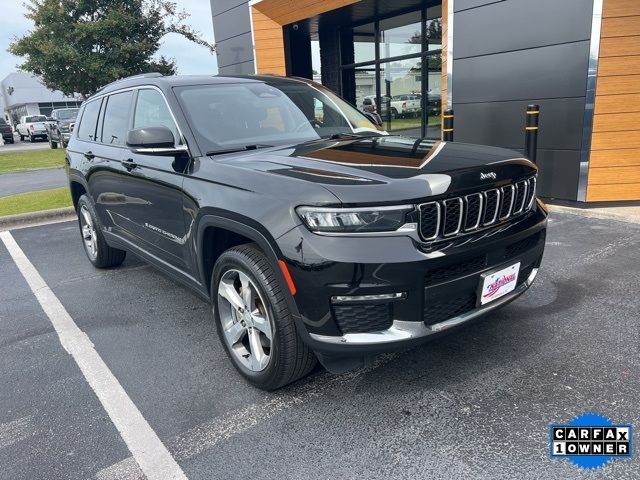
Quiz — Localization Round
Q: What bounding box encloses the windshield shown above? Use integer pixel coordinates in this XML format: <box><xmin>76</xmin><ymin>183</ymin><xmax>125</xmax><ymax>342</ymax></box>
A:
<box><xmin>26</xmin><ymin>116</ymin><xmax>47</xmax><ymax>123</ymax></box>
<box><xmin>175</xmin><ymin>80</ymin><xmax>383</xmax><ymax>153</ymax></box>
<box><xmin>57</xmin><ymin>109</ymin><xmax>78</xmax><ymax>120</ymax></box>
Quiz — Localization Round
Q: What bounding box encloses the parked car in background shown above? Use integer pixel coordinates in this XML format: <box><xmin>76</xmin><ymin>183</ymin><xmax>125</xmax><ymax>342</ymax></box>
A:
<box><xmin>0</xmin><ymin>118</ymin><xmax>14</xmax><ymax>144</ymax></box>
<box><xmin>391</xmin><ymin>94</ymin><xmax>421</xmax><ymax>118</ymax></box>
<box><xmin>67</xmin><ymin>74</ymin><xmax>546</xmax><ymax>390</ymax></box>
<box><xmin>16</xmin><ymin>115</ymin><xmax>48</xmax><ymax>142</ymax></box>
<box><xmin>47</xmin><ymin>108</ymin><xmax>79</xmax><ymax>148</ymax></box>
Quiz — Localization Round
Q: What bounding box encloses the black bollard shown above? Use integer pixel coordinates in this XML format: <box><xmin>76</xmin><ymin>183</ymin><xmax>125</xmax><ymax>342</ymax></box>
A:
<box><xmin>525</xmin><ymin>104</ymin><xmax>539</xmax><ymax>164</ymax></box>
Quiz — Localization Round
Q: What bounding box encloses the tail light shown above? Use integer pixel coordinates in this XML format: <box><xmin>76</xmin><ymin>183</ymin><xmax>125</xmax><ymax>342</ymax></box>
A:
<box><xmin>30</xmin><ymin>124</ymin><xmax>34</xmax><ymax>130</ymax></box>
<box><xmin>402</xmin><ymin>102</ymin><xmax>407</xmax><ymax>109</ymax></box>
<box><xmin>371</xmin><ymin>104</ymin><xmax>377</xmax><ymax>113</ymax></box>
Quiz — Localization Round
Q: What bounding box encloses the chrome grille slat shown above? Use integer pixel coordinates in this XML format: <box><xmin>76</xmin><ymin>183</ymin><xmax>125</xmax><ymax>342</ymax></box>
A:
<box><xmin>418</xmin><ymin>202</ymin><xmax>441</xmax><ymax>240</ymax></box>
<box><xmin>463</xmin><ymin>193</ymin><xmax>483</xmax><ymax>231</ymax></box>
<box><xmin>513</xmin><ymin>180</ymin><xmax>528</xmax><ymax>214</ymax></box>
<box><xmin>417</xmin><ymin>176</ymin><xmax>537</xmax><ymax>243</ymax></box>
<box><xmin>499</xmin><ymin>185</ymin><xmax>515</xmax><ymax>220</ymax></box>
<box><xmin>442</xmin><ymin>198</ymin><xmax>463</xmax><ymax>237</ymax></box>
<box><xmin>482</xmin><ymin>189</ymin><xmax>501</xmax><ymax>226</ymax></box>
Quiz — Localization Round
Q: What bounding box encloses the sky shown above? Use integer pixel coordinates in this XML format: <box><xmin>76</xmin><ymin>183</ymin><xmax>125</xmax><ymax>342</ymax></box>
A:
<box><xmin>0</xmin><ymin>0</ymin><xmax>219</xmax><ymax>84</ymax></box>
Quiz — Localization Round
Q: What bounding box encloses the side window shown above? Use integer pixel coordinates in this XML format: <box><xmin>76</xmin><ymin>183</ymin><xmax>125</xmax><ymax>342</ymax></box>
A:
<box><xmin>133</xmin><ymin>89</ymin><xmax>179</xmax><ymax>143</ymax></box>
<box><xmin>101</xmin><ymin>91</ymin><xmax>133</xmax><ymax>145</ymax></box>
<box><xmin>77</xmin><ymin>100</ymin><xmax>102</xmax><ymax>142</ymax></box>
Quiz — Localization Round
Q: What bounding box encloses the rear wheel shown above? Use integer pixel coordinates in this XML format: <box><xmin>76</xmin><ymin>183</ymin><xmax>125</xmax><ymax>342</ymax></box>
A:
<box><xmin>212</xmin><ymin>244</ymin><xmax>316</xmax><ymax>390</ymax></box>
<box><xmin>19</xmin><ymin>134</ymin><xmax>24</xmax><ymax>141</ymax></box>
<box><xmin>49</xmin><ymin>136</ymin><xmax>58</xmax><ymax>149</ymax></box>
<box><xmin>29</xmin><ymin>133</ymin><xmax>35</xmax><ymax>143</ymax></box>
<box><xmin>76</xmin><ymin>195</ymin><xmax>126</xmax><ymax>268</ymax></box>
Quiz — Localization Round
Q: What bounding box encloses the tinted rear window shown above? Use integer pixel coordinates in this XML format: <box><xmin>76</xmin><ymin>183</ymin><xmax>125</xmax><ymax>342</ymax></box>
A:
<box><xmin>101</xmin><ymin>91</ymin><xmax>133</xmax><ymax>145</ymax></box>
<box><xmin>26</xmin><ymin>116</ymin><xmax>47</xmax><ymax>123</ymax></box>
<box><xmin>77</xmin><ymin>100</ymin><xmax>102</xmax><ymax>141</ymax></box>
<box><xmin>0</xmin><ymin>119</ymin><xmax>7</xmax><ymax>125</ymax></box>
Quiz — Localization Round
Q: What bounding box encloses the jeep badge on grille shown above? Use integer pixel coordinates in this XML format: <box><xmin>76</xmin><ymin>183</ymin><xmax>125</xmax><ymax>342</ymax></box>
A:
<box><xmin>480</xmin><ymin>172</ymin><xmax>497</xmax><ymax>180</ymax></box>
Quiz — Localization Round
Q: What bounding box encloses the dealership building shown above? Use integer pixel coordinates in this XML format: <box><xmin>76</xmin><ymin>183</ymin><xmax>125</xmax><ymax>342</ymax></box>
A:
<box><xmin>1</xmin><ymin>72</ymin><xmax>82</xmax><ymax>126</ymax></box>
<box><xmin>211</xmin><ymin>0</ymin><xmax>640</xmax><ymax>204</ymax></box>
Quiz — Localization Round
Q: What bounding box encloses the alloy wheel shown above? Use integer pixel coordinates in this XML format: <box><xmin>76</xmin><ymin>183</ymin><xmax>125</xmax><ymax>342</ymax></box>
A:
<box><xmin>217</xmin><ymin>269</ymin><xmax>273</xmax><ymax>372</ymax></box>
<box><xmin>79</xmin><ymin>205</ymin><xmax>98</xmax><ymax>258</ymax></box>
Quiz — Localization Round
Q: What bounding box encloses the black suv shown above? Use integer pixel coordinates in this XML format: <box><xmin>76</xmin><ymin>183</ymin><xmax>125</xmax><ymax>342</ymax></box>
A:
<box><xmin>66</xmin><ymin>74</ymin><xmax>547</xmax><ymax>390</ymax></box>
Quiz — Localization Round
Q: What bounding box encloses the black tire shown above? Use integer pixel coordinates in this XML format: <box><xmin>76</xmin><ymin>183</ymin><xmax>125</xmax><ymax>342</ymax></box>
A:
<box><xmin>19</xmin><ymin>134</ymin><xmax>24</xmax><ymax>141</ymax></box>
<box><xmin>29</xmin><ymin>133</ymin><xmax>35</xmax><ymax>143</ymax></box>
<box><xmin>49</xmin><ymin>136</ymin><xmax>58</xmax><ymax>149</ymax></box>
<box><xmin>8</xmin><ymin>138</ymin><xmax>14</xmax><ymax>144</ymax></box>
<box><xmin>212</xmin><ymin>244</ymin><xmax>317</xmax><ymax>390</ymax></box>
<box><xmin>76</xmin><ymin>194</ymin><xmax>126</xmax><ymax>268</ymax></box>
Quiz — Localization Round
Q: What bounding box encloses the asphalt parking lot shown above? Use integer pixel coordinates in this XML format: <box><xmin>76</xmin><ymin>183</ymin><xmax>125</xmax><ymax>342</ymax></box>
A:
<box><xmin>0</xmin><ymin>210</ymin><xmax>638</xmax><ymax>480</ymax></box>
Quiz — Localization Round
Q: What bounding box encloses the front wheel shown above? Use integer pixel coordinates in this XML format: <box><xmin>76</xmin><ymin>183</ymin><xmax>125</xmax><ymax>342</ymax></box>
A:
<box><xmin>76</xmin><ymin>195</ymin><xmax>126</xmax><ymax>268</ymax></box>
<box><xmin>212</xmin><ymin>244</ymin><xmax>316</xmax><ymax>390</ymax></box>
<box><xmin>49</xmin><ymin>136</ymin><xmax>58</xmax><ymax>149</ymax></box>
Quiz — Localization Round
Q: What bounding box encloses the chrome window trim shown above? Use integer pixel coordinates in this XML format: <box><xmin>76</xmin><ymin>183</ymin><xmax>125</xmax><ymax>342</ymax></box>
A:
<box><xmin>418</xmin><ymin>201</ymin><xmax>441</xmax><ymax>241</ymax></box>
<box><xmin>499</xmin><ymin>185</ymin><xmax>515</xmax><ymax>220</ymax></box>
<box><xmin>482</xmin><ymin>189</ymin><xmax>501</xmax><ymax>226</ymax></box>
<box><xmin>463</xmin><ymin>193</ymin><xmax>483</xmax><ymax>231</ymax></box>
<box><xmin>442</xmin><ymin>197</ymin><xmax>463</xmax><ymax>237</ymax></box>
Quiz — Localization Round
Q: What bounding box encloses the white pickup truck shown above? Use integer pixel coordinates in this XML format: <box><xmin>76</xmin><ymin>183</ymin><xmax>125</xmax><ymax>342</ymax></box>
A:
<box><xmin>16</xmin><ymin>115</ymin><xmax>49</xmax><ymax>142</ymax></box>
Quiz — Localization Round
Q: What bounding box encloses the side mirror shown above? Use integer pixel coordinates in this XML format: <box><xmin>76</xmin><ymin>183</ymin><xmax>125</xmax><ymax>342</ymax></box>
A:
<box><xmin>363</xmin><ymin>111</ymin><xmax>383</xmax><ymax>127</ymax></box>
<box><xmin>69</xmin><ymin>123</ymin><xmax>75</xmax><ymax>132</ymax></box>
<box><xmin>126</xmin><ymin>126</ymin><xmax>186</xmax><ymax>155</ymax></box>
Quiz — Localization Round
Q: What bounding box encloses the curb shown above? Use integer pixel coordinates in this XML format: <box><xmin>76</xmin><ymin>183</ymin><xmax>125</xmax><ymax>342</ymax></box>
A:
<box><xmin>0</xmin><ymin>207</ymin><xmax>76</xmax><ymax>231</ymax></box>
<box><xmin>547</xmin><ymin>204</ymin><xmax>640</xmax><ymax>225</ymax></box>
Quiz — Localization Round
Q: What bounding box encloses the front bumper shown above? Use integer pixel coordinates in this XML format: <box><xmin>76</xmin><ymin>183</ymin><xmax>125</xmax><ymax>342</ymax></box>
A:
<box><xmin>277</xmin><ymin>202</ymin><xmax>547</xmax><ymax>356</ymax></box>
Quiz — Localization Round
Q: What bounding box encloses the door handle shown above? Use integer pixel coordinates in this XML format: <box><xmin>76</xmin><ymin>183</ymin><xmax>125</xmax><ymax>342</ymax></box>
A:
<box><xmin>121</xmin><ymin>158</ymin><xmax>138</xmax><ymax>170</ymax></box>
<box><xmin>83</xmin><ymin>151</ymin><xmax>95</xmax><ymax>160</ymax></box>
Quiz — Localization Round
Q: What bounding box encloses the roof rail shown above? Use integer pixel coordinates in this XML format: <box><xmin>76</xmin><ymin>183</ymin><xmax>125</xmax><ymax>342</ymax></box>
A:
<box><xmin>93</xmin><ymin>72</ymin><xmax>164</xmax><ymax>96</ymax></box>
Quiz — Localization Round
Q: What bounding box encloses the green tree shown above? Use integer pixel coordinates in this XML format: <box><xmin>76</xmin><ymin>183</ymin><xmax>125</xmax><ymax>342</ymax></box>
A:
<box><xmin>9</xmin><ymin>0</ymin><xmax>215</xmax><ymax>98</ymax></box>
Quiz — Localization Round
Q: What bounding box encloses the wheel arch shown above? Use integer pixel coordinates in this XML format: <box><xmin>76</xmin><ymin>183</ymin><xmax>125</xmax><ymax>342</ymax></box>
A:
<box><xmin>69</xmin><ymin>176</ymin><xmax>89</xmax><ymax>210</ymax></box>
<box><xmin>196</xmin><ymin>214</ymin><xmax>286</xmax><ymax>299</ymax></box>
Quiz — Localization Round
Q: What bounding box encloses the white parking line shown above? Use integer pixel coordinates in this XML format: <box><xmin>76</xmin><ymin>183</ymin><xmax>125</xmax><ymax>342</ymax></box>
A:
<box><xmin>0</xmin><ymin>231</ymin><xmax>187</xmax><ymax>480</ymax></box>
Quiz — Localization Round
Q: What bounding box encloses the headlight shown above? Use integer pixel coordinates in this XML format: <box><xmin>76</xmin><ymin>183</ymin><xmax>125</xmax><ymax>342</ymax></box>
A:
<box><xmin>296</xmin><ymin>205</ymin><xmax>413</xmax><ymax>233</ymax></box>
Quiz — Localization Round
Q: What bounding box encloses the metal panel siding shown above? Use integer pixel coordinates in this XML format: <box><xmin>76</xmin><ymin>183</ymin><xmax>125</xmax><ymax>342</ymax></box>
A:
<box><xmin>453</xmin><ymin>41</ymin><xmax>590</xmax><ymax>103</ymax></box>
<box><xmin>453</xmin><ymin>98</ymin><xmax>586</xmax><ymax>151</ymax></box>
<box><xmin>219</xmin><ymin>59</ymin><xmax>256</xmax><ymax>75</ymax></box>
<box><xmin>212</xmin><ymin>3</ymin><xmax>252</xmax><ymax>42</ymax></box>
<box><xmin>211</xmin><ymin>0</ymin><xmax>247</xmax><ymax>16</ymax></box>
<box><xmin>454</xmin><ymin>0</ymin><xmax>593</xmax><ymax>59</ymax></box>
<box><xmin>454</xmin><ymin>0</ymin><xmax>505</xmax><ymax>12</ymax></box>
<box><xmin>536</xmin><ymin>150</ymin><xmax>581</xmax><ymax>200</ymax></box>
<box><xmin>215</xmin><ymin>32</ymin><xmax>255</xmax><ymax>68</ymax></box>
<box><xmin>451</xmin><ymin>0</ymin><xmax>592</xmax><ymax>201</ymax></box>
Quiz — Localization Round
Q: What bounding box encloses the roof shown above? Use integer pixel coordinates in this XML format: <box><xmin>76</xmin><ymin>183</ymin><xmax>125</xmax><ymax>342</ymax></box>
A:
<box><xmin>90</xmin><ymin>73</ymin><xmax>310</xmax><ymax>100</ymax></box>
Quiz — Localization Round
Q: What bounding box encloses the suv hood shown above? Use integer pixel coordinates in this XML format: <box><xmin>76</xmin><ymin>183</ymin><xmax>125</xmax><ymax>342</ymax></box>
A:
<box><xmin>217</xmin><ymin>136</ymin><xmax>537</xmax><ymax>204</ymax></box>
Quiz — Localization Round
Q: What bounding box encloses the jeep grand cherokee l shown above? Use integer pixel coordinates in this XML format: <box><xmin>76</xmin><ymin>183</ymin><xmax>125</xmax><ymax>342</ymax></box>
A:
<box><xmin>66</xmin><ymin>74</ymin><xmax>547</xmax><ymax>390</ymax></box>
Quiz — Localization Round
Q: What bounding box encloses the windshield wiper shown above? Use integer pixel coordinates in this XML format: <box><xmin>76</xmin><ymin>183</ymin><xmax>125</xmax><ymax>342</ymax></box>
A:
<box><xmin>206</xmin><ymin>144</ymin><xmax>274</xmax><ymax>156</ymax></box>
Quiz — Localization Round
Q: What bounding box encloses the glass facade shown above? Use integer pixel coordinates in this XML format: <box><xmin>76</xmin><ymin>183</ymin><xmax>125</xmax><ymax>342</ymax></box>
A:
<box><xmin>341</xmin><ymin>4</ymin><xmax>442</xmax><ymax>139</ymax></box>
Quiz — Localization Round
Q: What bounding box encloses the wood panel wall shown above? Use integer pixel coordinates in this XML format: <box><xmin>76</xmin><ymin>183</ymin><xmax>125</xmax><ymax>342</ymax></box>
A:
<box><xmin>250</xmin><ymin>0</ymin><xmax>358</xmax><ymax>75</ymax></box>
<box><xmin>588</xmin><ymin>0</ymin><xmax>640</xmax><ymax>201</ymax></box>
<box><xmin>250</xmin><ymin>7</ymin><xmax>286</xmax><ymax>75</ymax></box>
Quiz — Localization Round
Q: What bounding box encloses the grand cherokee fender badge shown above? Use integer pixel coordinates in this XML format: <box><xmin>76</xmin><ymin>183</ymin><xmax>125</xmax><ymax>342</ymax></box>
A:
<box><xmin>480</xmin><ymin>172</ymin><xmax>497</xmax><ymax>180</ymax></box>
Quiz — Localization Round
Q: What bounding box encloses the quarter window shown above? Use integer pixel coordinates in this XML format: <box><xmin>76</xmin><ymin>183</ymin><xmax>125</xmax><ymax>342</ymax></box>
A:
<box><xmin>77</xmin><ymin>100</ymin><xmax>102</xmax><ymax>142</ymax></box>
<box><xmin>101</xmin><ymin>91</ymin><xmax>133</xmax><ymax>146</ymax></box>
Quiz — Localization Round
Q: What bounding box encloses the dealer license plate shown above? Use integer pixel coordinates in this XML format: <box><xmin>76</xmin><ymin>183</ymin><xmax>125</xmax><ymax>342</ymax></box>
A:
<box><xmin>479</xmin><ymin>262</ymin><xmax>520</xmax><ymax>305</ymax></box>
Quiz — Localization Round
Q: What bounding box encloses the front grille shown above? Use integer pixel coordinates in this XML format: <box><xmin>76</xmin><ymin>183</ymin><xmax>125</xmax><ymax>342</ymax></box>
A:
<box><xmin>418</xmin><ymin>176</ymin><xmax>537</xmax><ymax>242</ymax></box>
<box><xmin>333</xmin><ymin>303</ymin><xmax>393</xmax><ymax>334</ymax></box>
<box><xmin>425</xmin><ymin>255</ymin><xmax>486</xmax><ymax>285</ymax></box>
<box><xmin>423</xmin><ymin>293</ymin><xmax>476</xmax><ymax>326</ymax></box>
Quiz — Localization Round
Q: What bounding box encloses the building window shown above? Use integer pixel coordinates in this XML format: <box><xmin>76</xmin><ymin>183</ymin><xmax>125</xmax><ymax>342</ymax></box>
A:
<box><xmin>340</xmin><ymin>4</ymin><xmax>442</xmax><ymax>139</ymax></box>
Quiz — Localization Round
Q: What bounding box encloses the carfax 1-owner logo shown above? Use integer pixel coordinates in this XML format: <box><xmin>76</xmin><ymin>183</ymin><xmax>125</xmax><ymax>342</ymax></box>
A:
<box><xmin>549</xmin><ymin>413</ymin><xmax>632</xmax><ymax>469</ymax></box>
